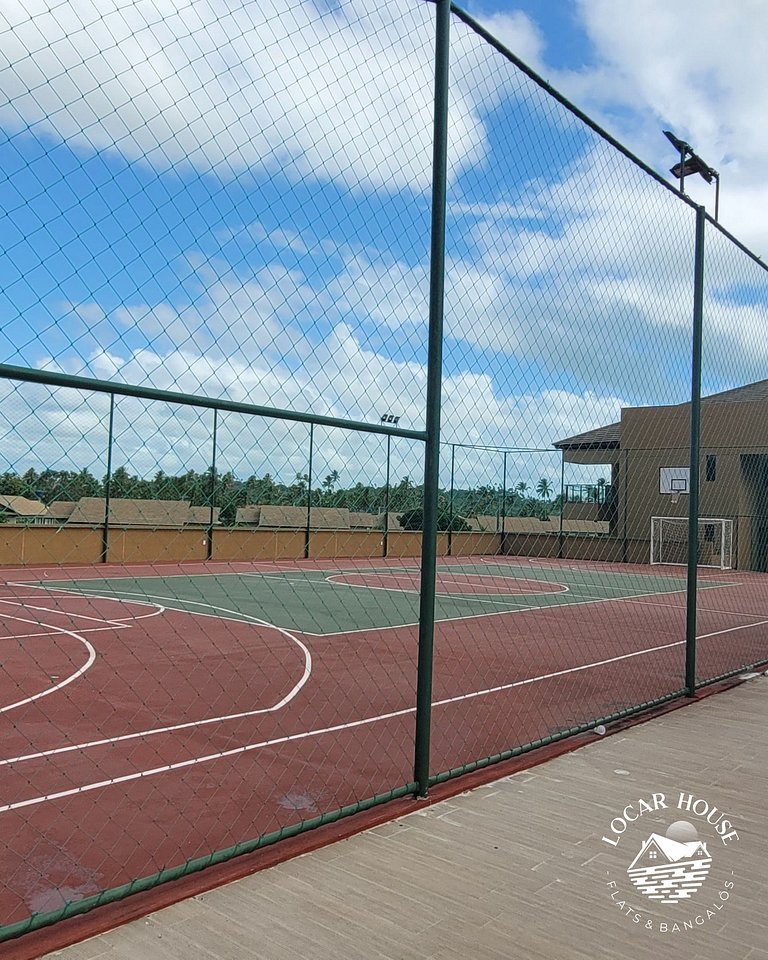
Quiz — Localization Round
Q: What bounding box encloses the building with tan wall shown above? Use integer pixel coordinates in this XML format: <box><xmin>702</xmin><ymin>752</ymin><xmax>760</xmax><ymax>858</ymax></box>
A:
<box><xmin>556</xmin><ymin>380</ymin><xmax>768</xmax><ymax>570</ymax></box>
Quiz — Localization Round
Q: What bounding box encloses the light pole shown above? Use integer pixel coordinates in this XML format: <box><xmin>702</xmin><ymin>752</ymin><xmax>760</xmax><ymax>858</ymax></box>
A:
<box><xmin>663</xmin><ymin>130</ymin><xmax>720</xmax><ymax>221</ymax></box>
<box><xmin>380</xmin><ymin>413</ymin><xmax>401</xmax><ymax>558</ymax></box>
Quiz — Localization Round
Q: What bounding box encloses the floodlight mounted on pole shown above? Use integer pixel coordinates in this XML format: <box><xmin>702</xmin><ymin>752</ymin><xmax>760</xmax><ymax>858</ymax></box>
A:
<box><xmin>663</xmin><ymin>129</ymin><xmax>720</xmax><ymax>221</ymax></box>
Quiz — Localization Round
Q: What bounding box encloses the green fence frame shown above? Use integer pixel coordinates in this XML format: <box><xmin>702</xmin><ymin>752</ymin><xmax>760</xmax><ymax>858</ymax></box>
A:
<box><xmin>2</xmin><ymin>0</ymin><xmax>768</xmax><ymax>945</ymax></box>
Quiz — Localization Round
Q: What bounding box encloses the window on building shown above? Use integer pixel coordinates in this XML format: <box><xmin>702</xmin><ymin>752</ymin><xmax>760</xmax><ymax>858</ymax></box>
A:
<box><xmin>706</xmin><ymin>455</ymin><xmax>717</xmax><ymax>482</ymax></box>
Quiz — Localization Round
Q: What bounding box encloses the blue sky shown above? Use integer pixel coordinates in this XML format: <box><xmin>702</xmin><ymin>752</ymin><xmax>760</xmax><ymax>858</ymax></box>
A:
<box><xmin>0</xmin><ymin>0</ymin><xmax>767</xmax><ymax>488</ymax></box>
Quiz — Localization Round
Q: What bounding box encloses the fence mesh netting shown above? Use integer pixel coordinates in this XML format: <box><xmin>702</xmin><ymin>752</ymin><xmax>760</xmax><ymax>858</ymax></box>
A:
<box><xmin>0</xmin><ymin>0</ymin><xmax>767</xmax><ymax>942</ymax></box>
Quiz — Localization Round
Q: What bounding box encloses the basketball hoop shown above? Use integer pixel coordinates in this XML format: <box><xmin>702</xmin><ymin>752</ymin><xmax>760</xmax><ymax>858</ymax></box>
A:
<box><xmin>671</xmin><ymin>491</ymin><xmax>680</xmax><ymax>505</ymax></box>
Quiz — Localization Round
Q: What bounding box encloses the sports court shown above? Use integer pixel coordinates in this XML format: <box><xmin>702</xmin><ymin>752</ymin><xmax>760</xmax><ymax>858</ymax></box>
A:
<box><xmin>1</xmin><ymin>553</ymin><xmax>767</xmax><ymax>930</ymax></box>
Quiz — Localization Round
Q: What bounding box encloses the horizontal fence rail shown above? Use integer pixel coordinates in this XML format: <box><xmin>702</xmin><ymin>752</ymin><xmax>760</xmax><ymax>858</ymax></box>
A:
<box><xmin>0</xmin><ymin>0</ymin><xmax>767</xmax><ymax>946</ymax></box>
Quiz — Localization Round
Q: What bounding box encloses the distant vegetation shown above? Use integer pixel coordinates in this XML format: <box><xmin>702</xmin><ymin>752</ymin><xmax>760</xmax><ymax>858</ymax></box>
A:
<box><xmin>0</xmin><ymin>468</ymin><xmax>559</xmax><ymax>526</ymax></box>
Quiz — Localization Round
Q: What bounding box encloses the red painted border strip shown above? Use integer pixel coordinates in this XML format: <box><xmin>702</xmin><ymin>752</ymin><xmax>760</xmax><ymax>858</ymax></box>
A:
<box><xmin>3</xmin><ymin>674</ymin><xmax>751</xmax><ymax>960</ymax></box>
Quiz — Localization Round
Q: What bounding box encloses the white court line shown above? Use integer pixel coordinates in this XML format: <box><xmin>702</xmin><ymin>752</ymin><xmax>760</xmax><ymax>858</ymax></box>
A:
<box><xmin>23</xmin><ymin>588</ymin><xmax>314</xmax><ymax>714</ymax></box>
<box><xmin>239</xmin><ymin>565</ymin><xmax>424</xmax><ymax>584</ymax></box>
<box><xmin>0</xmin><ymin>592</ymin><xmax>312</xmax><ymax>747</ymax></box>
<box><xmin>300</xmin><ymin>581</ymin><xmax>736</xmax><ymax>638</ymax></box>
<box><xmin>1</xmin><ymin>561</ymin><xmax>306</xmax><ymax>582</ymax></box>
<box><xmin>13</xmin><ymin>566</ymin><xmax>345</xmax><ymax>587</ymax></box>
<box><xmin>0</xmin><ymin>612</ymin><xmax>97</xmax><ymax>713</ymax></box>
<box><xmin>34</xmin><ymin>587</ymin><xmax>281</xmax><ymax>634</ymax></box>
<box><xmin>0</xmin><ymin>598</ymin><xmax>131</xmax><ymax>628</ymax></box>
<box><xmin>591</xmin><ymin>596</ymin><xmax>768</xmax><ymax>619</ymax></box>
<box><xmin>1</xmin><ymin>625</ymin><xmax>129</xmax><ymax>641</ymax></box>
<box><xmin>323</xmin><ymin>573</ymin><xmax>569</xmax><ymax>606</ymax></box>
<box><xmin>7</xmin><ymin>582</ymin><xmax>167</xmax><ymax>623</ymax></box>
<box><xmin>0</xmin><ymin>628</ymin><xmax>724</xmax><ymax>813</ymax></box>
<box><xmin>478</xmin><ymin>556</ymin><xmax>739</xmax><ymax>585</ymax></box>
<box><xmin>327</xmin><ymin>571</ymin><xmax>569</xmax><ymax>595</ymax></box>
<box><xmin>2</xmin><ymin>614</ymin><xmax>766</xmax><ymax>811</ymax></box>
<box><xmin>696</xmin><ymin>618</ymin><xmax>768</xmax><ymax>640</ymax></box>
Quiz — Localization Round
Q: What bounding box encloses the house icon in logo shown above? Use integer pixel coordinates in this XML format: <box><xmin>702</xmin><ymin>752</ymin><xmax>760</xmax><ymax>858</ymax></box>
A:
<box><xmin>627</xmin><ymin>821</ymin><xmax>712</xmax><ymax>905</ymax></box>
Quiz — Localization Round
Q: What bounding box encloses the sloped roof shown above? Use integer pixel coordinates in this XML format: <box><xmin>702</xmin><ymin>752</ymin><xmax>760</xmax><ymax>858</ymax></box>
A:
<box><xmin>255</xmin><ymin>505</ymin><xmax>307</xmax><ymax>528</ymax></box>
<box><xmin>235</xmin><ymin>506</ymin><xmax>261</xmax><ymax>525</ymax></box>
<box><xmin>476</xmin><ymin>515</ymin><xmax>499</xmax><ymax>531</ymax></box>
<box><xmin>554</xmin><ymin>423</ymin><xmax>621</xmax><ymax>450</ymax></box>
<box><xmin>309</xmin><ymin>508</ymin><xmax>350</xmax><ymax>529</ymax></box>
<box><xmin>67</xmin><ymin>498</ymin><xmax>192</xmax><ymax>526</ymax></box>
<box><xmin>348</xmin><ymin>512</ymin><xmax>377</xmax><ymax>529</ymax></box>
<box><xmin>0</xmin><ymin>495</ymin><xmax>49</xmax><ymax>517</ymax></box>
<box><xmin>187</xmin><ymin>506</ymin><xmax>220</xmax><ymax>525</ymax></box>
<box><xmin>237</xmin><ymin>505</ymin><xmax>360</xmax><ymax>529</ymax></box>
<box><xmin>695</xmin><ymin>378</ymin><xmax>768</xmax><ymax>405</ymax></box>
<box><xmin>47</xmin><ymin>501</ymin><xmax>77</xmax><ymax>519</ymax></box>
<box><xmin>556</xmin><ymin>379</ymin><xmax>768</xmax><ymax>451</ymax></box>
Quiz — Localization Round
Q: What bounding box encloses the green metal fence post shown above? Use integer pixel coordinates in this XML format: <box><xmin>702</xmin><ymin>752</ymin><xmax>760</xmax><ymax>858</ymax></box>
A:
<box><xmin>206</xmin><ymin>408</ymin><xmax>218</xmax><ymax>562</ymax></box>
<box><xmin>557</xmin><ymin>450</ymin><xmax>565</xmax><ymax>559</ymax></box>
<box><xmin>101</xmin><ymin>394</ymin><xmax>115</xmax><ymax>564</ymax></box>
<box><xmin>685</xmin><ymin>206</ymin><xmax>706</xmax><ymax>697</ymax></box>
<box><xmin>305</xmin><ymin>423</ymin><xmax>314</xmax><ymax>561</ymax></box>
<box><xmin>413</xmin><ymin>0</ymin><xmax>451</xmax><ymax>800</ymax></box>
<box><xmin>621</xmin><ymin>449</ymin><xmax>629</xmax><ymax>563</ymax></box>
<box><xmin>447</xmin><ymin>444</ymin><xmax>455</xmax><ymax>557</ymax></box>
<box><xmin>499</xmin><ymin>451</ymin><xmax>507</xmax><ymax>543</ymax></box>
<box><xmin>383</xmin><ymin>433</ymin><xmax>391</xmax><ymax>558</ymax></box>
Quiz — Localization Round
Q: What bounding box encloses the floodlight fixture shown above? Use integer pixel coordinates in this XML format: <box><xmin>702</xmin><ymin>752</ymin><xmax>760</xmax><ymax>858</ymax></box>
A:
<box><xmin>380</xmin><ymin>413</ymin><xmax>401</xmax><ymax>425</ymax></box>
<box><xmin>663</xmin><ymin>129</ymin><xmax>691</xmax><ymax>155</ymax></box>
<box><xmin>663</xmin><ymin>129</ymin><xmax>720</xmax><ymax>221</ymax></box>
<box><xmin>670</xmin><ymin>154</ymin><xmax>716</xmax><ymax>185</ymax></box>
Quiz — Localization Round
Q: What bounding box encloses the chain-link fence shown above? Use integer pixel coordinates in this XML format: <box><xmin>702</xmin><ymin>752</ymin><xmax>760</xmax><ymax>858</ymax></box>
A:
<box><xmin>1</xmin><ymin>0</ymin><xmax>767</xmax><ymax>944</ymax></box>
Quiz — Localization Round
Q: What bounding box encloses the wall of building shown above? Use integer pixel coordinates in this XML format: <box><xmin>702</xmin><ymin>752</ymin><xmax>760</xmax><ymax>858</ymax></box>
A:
<box><xmin>0</xmin><ymin>525</ymin><xmax>102</xmax><ymax>565</ymax></box>
<box><xmin>212</xmin><ymin>529</ymin><xmax>306</xmax><ymax>561</ymax></box>
<box><xmin>0</xmin><ymin>525</ymin><xmax>467</xmax><ymax>565</ymax></box>
<box><xmin>309</xmin><ymin>531</ymin><xmax>384</xmax><ymax>559</ymax></box>
<box><xmin>617</xmin><ymin>400</ymin><xmax>768</xmax><ymax>569</ymax></box>
<box><xmin>449</xmin><ymin>532</ymin><xmax>501</xmax><ymax>556</ymax></box>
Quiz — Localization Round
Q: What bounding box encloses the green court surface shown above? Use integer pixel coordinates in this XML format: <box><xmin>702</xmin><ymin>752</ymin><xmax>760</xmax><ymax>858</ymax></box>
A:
<box><xmin>37</xmin><ymin>562</ymin><xmax>731</xmax><ymax>636</ymax></box>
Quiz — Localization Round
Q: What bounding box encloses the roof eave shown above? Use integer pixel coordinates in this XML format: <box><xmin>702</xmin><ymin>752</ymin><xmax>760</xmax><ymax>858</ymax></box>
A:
<box><xmin>553</xmin><ymin>440</ymin><xmax>621</xmax><ymax>452</ymax></box>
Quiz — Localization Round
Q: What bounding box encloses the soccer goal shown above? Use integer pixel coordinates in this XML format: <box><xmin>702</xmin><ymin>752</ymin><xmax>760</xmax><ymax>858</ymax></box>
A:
<box><xmin>650</xmin><ymin>517</ymin><xmax>733</xmax><ymax>569</ymax></box>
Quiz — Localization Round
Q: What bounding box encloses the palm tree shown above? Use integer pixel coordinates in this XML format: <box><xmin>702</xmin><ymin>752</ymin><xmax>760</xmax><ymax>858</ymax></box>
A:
<box><xmin>536</xmin><ymin>478</ymin><xmax>552</xmax><ymax>500</ymax></box>
<box><xmin>515</xmin><ymin>481</ymin><xmax>529</xmax><ymax>497</ymax></box>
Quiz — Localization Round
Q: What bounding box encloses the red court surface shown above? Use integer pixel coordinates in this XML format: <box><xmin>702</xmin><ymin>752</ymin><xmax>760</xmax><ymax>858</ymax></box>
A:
<box><xmin>1</xmin><ymin>555</ymin><xmax>767</xmax><ymax>935</ymax></box>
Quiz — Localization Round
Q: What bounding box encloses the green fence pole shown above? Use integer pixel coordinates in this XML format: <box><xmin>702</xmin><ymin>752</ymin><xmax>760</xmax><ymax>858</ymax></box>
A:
<box><xmin>685</xmin><ymin>206</ymin><xmax>706</xmax><ymax>697</ymax></box>
<box><xmin>305</xmin><ymin>423</ymin><xmax>314</xmax><ymax>561</ymax></box>
<box><xmin>383</xmin><ymin>433</ymin><xmax>391</xmax><ymax>558</ymax></box>
<box><xmin>558</xmin><ymin>450</ymin><xmax>565</xmax><ymax>559</ymax></box>
<box><xmin>414</xmin><ymin>0</ymin><xmax>451</xmax><ymax>800</ymax></box>
<box><xmin>101</xmin><ymin>393</ymin><xmax>115</xmax><ymax>564</ymax></box>
<box><xmin>207</xmin><ymin>408</ymin><xmax>218</xmax><ymax>562</ymax></box>
<box><xmin>500</xmin><ymin>451</ymin><xmax>507</xmax><ymax>541</ymax></box>
<box><xmin>447</xmin><ymin>444</ymin><xmax>455</xmax><ymax>557</ymax></box>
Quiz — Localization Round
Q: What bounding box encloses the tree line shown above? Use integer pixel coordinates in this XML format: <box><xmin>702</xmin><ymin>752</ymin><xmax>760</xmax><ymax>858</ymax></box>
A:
<box><xmin>0</xmin><ymin>467</ymin><xmax>560</xmax><ymax>526</ymax></box>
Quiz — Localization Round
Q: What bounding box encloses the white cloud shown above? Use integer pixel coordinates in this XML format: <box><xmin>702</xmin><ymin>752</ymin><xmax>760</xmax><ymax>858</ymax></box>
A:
<box><xmin>469</xmin><ymin>9</ymin><xmax>545</xmax><ymax>70</ymax></box>
<box><xmin>37</xmin><ymin>140</ymin><xmax>766</xmax><ymax>446</ymax></box>
<box><xmin>561</xmin><ymin>0</ymin><xmax>768</xmax><ymax>252</ymax></box>
<box><xmin>5</xmin><ymin>310</ymin><xmax>624</xmax><ymax>488</ymax></box>
<box><xmin>6</xmin><ymin>0</ymin><xmax>767</xmax><ymax>488</ymax></box>
<box><xmin>0</xmin><ymin>0</ymin><xmax>493</xmax><ymax>192</ymax></box>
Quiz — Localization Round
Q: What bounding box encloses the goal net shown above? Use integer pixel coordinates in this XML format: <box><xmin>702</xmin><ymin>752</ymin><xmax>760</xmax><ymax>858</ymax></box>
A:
<box><xmin>650</xmin><ymin>517</ymin><xmax>733</xmax><ymax>569</ymax></box>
